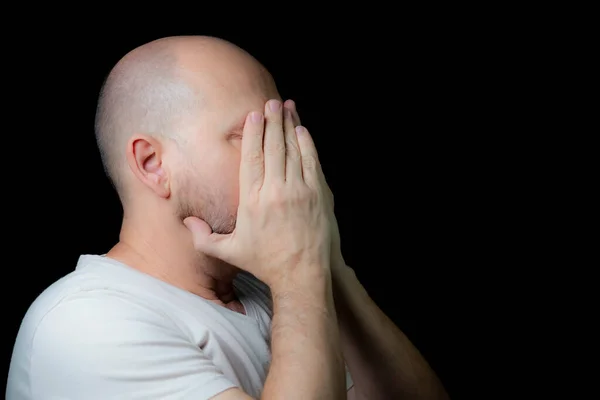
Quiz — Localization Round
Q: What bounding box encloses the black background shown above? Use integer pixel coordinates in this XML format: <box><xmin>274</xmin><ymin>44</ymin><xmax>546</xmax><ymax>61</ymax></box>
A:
<box><xmin>4</xmin><ymin>18</ymin><xmax>515</xmax><ymax>398</ymax></box>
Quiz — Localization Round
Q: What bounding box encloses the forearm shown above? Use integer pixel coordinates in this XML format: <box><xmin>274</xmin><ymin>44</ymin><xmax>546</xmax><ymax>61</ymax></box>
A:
<box><xmin>333</xmin><ymin>266</ymin><xmax>449</xmax><ymax>400</ymax></box>
<box><xmin>262</xmin><ymin>270</ymin><xmax>346</xmax><ymax>400</ymax></box>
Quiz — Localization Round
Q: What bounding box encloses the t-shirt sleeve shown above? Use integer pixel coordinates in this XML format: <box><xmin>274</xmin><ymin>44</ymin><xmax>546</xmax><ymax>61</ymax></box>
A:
<box><xmin>345</xmin><ymin>364</ymin><xmax>354</xmax><ymax>391</ymax></box>
<box><xmin>29</xmin><ymin>291</ymin><xmax>237</xmax><ymax>400</ymax></box>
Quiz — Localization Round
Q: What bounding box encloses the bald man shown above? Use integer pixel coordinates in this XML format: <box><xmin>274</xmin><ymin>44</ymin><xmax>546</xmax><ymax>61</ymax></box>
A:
<box><xmin>7</xmin><ymin>36</ymin><xmax>448</xmax><ymax>400</ymax></box>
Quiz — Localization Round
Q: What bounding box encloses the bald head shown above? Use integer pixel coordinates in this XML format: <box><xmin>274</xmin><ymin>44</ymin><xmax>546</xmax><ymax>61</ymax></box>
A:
<box><xmin>94</xmin><ymin>36</ymin><xmax>272</xmax><ymax>200</ymax></box>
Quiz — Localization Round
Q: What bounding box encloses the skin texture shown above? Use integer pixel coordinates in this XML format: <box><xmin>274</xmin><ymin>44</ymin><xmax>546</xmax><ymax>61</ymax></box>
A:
<box><xmin>99</xmin><ymin>36</ymin><xmax>281</xmax><ymax>308</ymax></box>
<box><xmin>183</xmin><ymin>99</ymin><xmax>347</xmax><ymax>400</ymax></box>
<box><xmin>98</xmin><ymin>36</ymin><xmax>347</xmax><ymax>399</ymax></box>
<box><xmin>96</xmin><ymin>36</ymin><xmax>449</xmax><ymax>399</ymax></box>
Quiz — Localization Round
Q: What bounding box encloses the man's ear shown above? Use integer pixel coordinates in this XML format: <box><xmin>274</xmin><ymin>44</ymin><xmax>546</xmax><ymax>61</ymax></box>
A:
<box><xmin>126</xmin><ymin>134</ymin><xmax>171</xmax><ymax>198</ymax></box>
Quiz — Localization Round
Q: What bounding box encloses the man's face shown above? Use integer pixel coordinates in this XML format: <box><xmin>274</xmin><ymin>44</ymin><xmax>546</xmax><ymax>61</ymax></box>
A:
<box><xmin>171</xmin><ymin>69</ymin><xmax>279</xmax><ymax>234</ymax></box>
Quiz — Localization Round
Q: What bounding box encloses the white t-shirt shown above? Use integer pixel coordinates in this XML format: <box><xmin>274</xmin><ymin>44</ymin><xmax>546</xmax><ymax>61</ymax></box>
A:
<box><xmin>7</xmin><ymin>255</ymin><xmax>353</xmax><ymax>399</ymax></box>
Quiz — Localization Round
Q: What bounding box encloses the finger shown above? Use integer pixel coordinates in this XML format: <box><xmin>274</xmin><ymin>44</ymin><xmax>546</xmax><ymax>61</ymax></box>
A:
<box><xmin>183</xmin><ymin>217</ymin><xmax>230</xmax><ymax>261</ymax></box>
<box><xmin>318</xmin><ymin>162</ymin><xmax>335</xmax><ymax>210</ymax></box>
<box><xmin>283</xmin><ymin>108</ymin><xmax>303</xmax><ymax>182</ymax></box>
<box><xmin>239</xmin><ymin>111</ymin><xmax>265</xmax><ymax>197</ymax></box>
<box><xmin>307</xmin><ymin>139</ymin><xmax>334</xmax><ymax>210</ymax></box>
<box><xmin>284</xmin><ymin>99</ymin><xmax>301</xmax><ymax>126</ymax></box>
<box><xmin>295</xmin><ymin>125</ymin><xmax>322</xmax><ymax>190</ymax></box>
<box><xmin>263</xmin><ymin>99</ymin><xmax>285</xmax><ymax>183</ymax></box>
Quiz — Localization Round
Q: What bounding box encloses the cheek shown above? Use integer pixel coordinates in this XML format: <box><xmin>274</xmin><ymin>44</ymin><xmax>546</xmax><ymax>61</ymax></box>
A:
<box><xmin>184</xmin><ymin>139</ymin><xmax>242</xmax><ymax>206</ymax></box>
<box><xmin>209</xmin><ymin>146</ymin><xmax>241</xmax><ymax>204</ymax></box>
<box><xmin>222</xmin><ymin>157</ymin><xmax>241</xmax><ymax>207</ymax></box>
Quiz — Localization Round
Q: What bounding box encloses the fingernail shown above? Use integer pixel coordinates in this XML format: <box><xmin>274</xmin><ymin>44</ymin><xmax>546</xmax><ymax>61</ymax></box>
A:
<box><xmin>269</xmin><ymin>100</ymin><xmax>281</xmax><ymax>112</ymax></box>
<box><xmin>295</xmin><ymin>126</ymin><xmax>305</xmax><ymax>135</ymax></box>
<box><xmin>284</xmin><ymin>108</ymin><xmax>292</xmax><ymax>118</ymax></box>
<box><xmin>250</xmin><ymin>111</ymin><xmax>263</xmax><ymax>123</ymax></box>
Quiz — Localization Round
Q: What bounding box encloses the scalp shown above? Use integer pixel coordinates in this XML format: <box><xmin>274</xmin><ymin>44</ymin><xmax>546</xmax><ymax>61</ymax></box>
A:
<box><xmin>94</xmin><ymin>36</ymin><xmax>273</xmax><ymax>198</ymax></box>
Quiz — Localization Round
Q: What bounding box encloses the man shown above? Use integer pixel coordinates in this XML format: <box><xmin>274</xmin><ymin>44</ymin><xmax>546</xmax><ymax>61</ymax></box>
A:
<box><xmin>7</xmin><ymin>36</ymin><xmax>448</xmax><ymax>399</ymax></box>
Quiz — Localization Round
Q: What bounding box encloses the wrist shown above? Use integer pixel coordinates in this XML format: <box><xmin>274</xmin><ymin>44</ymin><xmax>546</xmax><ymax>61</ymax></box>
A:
<box><xmin>330</xmin><ymin>263</ymin><xmax>365</xmax><ymax>317</ymax></box>
<box><xmin>269</xmin><ymin>265</ymin><xmax>333</xmax><ymax>297</ymax></box>
<box><xmin>270</xmin><ymin>273</ymin><xmax>336</xmax><ymax>320</ymax></box>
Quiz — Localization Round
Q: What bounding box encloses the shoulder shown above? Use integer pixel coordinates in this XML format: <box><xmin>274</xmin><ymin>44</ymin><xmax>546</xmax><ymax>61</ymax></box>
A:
<box><xmin>9</xmin><ymin>269</ymin><xmax>235</xmax><ymax>399</ymax></box>
<box><xmin>15</xmin><ymin>275</ymin><xmax>180</xmax><ymax>371</ymax></box>
<box><xmin>17</xmin><ymin>255</ymin><xmax>177</xmax><ymax>345</ymax></box>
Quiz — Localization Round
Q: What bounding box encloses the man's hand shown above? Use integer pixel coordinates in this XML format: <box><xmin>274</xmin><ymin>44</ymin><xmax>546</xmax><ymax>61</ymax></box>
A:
<box><xmin>186</xmin><ymin>99</ymin><xmax>347</xmax><ymax>400</ymax></box>
<box><xmin>285</xmin><ymin>100</ymin><xmax>449</xmax><ymax>399</ymax></box>
<box><xmin>184</xmin><ymin>99</ymin><xmax>332</xmax><ymax>288</ymax></box>
<box><xmin>284</xmin><ymin>100</ymin><xmax>346</xmax><ymax>271</ymax></box>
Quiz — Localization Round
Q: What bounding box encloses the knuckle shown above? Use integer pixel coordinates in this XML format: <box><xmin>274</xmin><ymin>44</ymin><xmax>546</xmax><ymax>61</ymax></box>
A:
<box><xmin>266</xmin><ymin>184</ymin><xmax>287</xmax><ymax>205</ymax></box>
<box><xmin>285</xmin><ymin>142</ymin><xmax>300</xmax><ymax>160</ymax></box>
<box><xmin>292</xmin><ymin>185</ymin><xmax>315</xmax><ymax>203</ymax></box>
<box><xmin>302</xmin><ymin>188</ymin><xmax>317</xmax><ymax>203</ymax></box>
<box><xmin>301</xmin><ymin>155</ymin><xmax>318</xmax><ymax>171</ymax></box>
<box><xmin>245</xmin><ymin>189</ymin><xmax>260</xmax><ymax>203</ymax></box>
<box><xmin>266</xmin><ymin>142</ymin><xmax>286</xmax><ymax>156</ymax></box>
<box><xmin>244</xmin><ymin>150</ymin><xmax>263</xmax><ymax>164</ymax></box>
<box><xmin>244</xmin><ymin>129</ymin><xmax>263</xmax><ymax>143</ymax></box>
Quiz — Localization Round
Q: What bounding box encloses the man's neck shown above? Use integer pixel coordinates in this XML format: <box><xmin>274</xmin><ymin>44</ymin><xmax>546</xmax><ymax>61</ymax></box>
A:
<box><xmin>107</xmin><ymin>211</ymin><xmax>241</xmax><ymax>306</ymax></box>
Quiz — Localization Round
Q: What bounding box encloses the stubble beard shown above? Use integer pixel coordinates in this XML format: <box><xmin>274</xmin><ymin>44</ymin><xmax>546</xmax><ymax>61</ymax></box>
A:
<box><xmin>176</xmin><ymin>178</ymin><xmax>237</xmax><ymax>235</ymax></box>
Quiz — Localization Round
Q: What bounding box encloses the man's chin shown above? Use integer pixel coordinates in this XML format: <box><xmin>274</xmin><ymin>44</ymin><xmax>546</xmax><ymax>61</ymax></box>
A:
<box><xmin>210</xmin><ymin>218</ymin><xmax>236</xmax><ymax>235</ymax></box>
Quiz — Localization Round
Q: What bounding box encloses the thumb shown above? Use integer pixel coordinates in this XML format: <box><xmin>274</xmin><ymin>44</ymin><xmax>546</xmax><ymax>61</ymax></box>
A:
<box><xmin>183</xmin><ymin>216</ymin><xmax>230</xmax><ymax>260</ymax></box>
